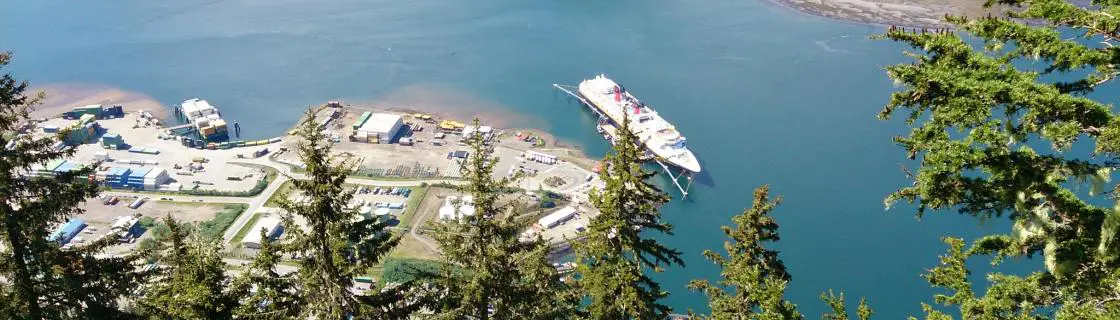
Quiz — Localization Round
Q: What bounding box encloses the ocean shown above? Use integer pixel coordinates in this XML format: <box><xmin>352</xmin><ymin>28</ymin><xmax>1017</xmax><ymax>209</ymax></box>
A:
<box><xmin>2</xmin><ymin>0</ymin><xmax>1035</xmax><ymax>317</ymax></box>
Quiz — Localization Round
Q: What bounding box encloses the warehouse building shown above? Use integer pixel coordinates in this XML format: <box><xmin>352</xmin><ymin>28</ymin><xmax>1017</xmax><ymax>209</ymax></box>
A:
<box><xmin>100</xmin><ymin>166</ymin><xmax>170</xmax><ymax>190</ymax></box>
<box><xmin>354</xmin><ymin>113</ymin><xmax>403</xmax><ymax>144</ymax></box>
<box><xmin>242</xmin><ymin>217</ymin><xmax>284</xmax><ymax>249</ymax></box>
<box><xmin>143</xmin><ymin>168</ymin><xmax>170</xmax><ymax>190</ymax></box>
<box><xmin>50</xmin><ymin>218</ymin><xmax>86</xmax><ymax>245</ymax></box>
<box><xmin>35</xmin><ymin>159</ymin><xmax>86</xmax><ymax>177</ymax></box>
<box><xmin>537</xmin><ymin>206</ymin><xmax>578</xmax><ymax>229</ymax></box>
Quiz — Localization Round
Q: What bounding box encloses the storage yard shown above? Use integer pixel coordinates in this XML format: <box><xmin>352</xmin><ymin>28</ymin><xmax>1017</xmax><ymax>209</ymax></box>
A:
<box><xmin>34</xmin><ymin>111</ymin><xmax>271</xmax><ymax>193</ymax></box>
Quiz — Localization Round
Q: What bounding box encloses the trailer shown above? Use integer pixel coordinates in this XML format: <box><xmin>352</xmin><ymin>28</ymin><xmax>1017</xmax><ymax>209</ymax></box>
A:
<box><xmin>128</xmin><ymin>197</ymin><xmax>148</xmax><ymax>209</ymax></box>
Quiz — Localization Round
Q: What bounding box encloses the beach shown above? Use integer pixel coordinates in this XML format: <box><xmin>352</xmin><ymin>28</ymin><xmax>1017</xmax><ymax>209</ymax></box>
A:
<box><xmin>767</xmin><ymin>0</ymin><xmax>997</xmax><ymax>28</ymax></box>
<box><xmin>30</xmin><ymin>83</ymin><xmax>169</xmax><ymax>120</ymax></box>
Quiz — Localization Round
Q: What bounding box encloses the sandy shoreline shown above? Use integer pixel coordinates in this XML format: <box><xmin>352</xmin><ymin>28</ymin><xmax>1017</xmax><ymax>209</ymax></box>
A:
<box><xmin>29</xmin><ymin>82</ymin><xmax>169</xmax><ymax>120</ymax></box>
<box><xmin>764</xmin><ymin>0</ymin><xmax>996</xmax><ymax>28</ymax></box>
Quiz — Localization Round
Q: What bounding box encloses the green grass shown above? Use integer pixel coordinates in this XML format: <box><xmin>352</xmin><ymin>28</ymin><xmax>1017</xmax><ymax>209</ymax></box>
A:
<box><xmin>265</xmin><ymin>180</ymin><xmax>294</xmax><ymax>206</ymax></box>
<box><xmin>198</xmin><ymin>204</ymin><xmax>249</xmax><ymax>241</ymax></box>
<box><xmin>395</xmin><ymin>186</ymin><xmax>429</xmax><ymax>229</ymax></box>
<box><xmin>230</xmin><ymin>212</ymin><xmax>263</xmax><ymax>244</ymax></box>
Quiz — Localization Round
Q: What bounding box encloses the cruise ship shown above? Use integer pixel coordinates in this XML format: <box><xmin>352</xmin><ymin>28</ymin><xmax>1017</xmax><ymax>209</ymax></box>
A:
<box><xmin>577</xmin><ymin>75</ymin><xmax>701</xmax><ymax>173</ymax></box>
<box><xmin>178</xmin><ymin>98</ymin><xmax>229</xmax><ymax>141</ymax></box>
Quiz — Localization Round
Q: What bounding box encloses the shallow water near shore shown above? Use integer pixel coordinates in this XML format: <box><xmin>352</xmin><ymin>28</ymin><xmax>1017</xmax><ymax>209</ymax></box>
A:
<box><xmin>4</xmin><ymin>0</ymin><xmax>1046</xmax><ymax>317</ymax></box>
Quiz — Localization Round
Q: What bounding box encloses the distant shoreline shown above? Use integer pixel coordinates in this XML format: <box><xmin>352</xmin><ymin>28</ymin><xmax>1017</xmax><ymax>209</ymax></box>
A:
<box><xmin>761</xmin><ymin>0</ymin><xmax>981</xmax><ymax>29</ymax></box>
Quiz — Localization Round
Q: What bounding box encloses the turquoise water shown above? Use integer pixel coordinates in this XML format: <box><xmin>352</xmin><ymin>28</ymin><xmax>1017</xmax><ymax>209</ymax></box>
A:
<box><xmin>3</xmin><ymin>0</ymin><xmax>1031</xmax><ymax>317</ymax></box>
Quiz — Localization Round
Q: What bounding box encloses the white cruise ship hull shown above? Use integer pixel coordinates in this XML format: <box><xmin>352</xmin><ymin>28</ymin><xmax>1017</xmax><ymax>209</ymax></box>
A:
<box><xmin>577</xmin><ymin>75</ymin><xmax>701</xmax><ymax>174</ymax></box>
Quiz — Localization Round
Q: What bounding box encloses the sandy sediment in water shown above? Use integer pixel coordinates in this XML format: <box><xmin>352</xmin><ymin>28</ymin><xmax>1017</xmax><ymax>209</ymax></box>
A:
<box><xmin>766</xmin><ymin>0</ymin><xmax>998</xmax><ymax>28</ymax></box>
<box><xmin>28</xmin><ymin>83</ymin><xmax>169</xmax><ymax>119</ymax></box>
<box><xmin>355</xmin><ymin>83</ymin><xmax>543</xmax><ymax>129</ymax></box>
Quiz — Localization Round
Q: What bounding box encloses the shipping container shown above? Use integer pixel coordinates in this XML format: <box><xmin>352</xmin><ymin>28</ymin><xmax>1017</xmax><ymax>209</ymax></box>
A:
<box><xmin>353</xmin><ymin>111</ymin><xmax>372</xmax><ymax>129</ymax></box>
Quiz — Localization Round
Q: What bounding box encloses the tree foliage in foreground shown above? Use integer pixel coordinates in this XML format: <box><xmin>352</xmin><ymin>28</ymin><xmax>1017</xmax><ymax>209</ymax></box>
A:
<box><xmin>231</xmin><ymin>228</ymin><xmax>302</xmax><ymax>319</ymax></box>
<box><xmin>275</xmin><ymin>109</ymin><xmax>401</xmax><ymax>319</ymax></box>
<box><xmin>136</xmin><ymin>217</ymin><xmax>235</xmax><ymax>319</ymax></box>
<box><xmin>878</xmin><ymin>0</ymin><xmax>1120</xmax><ymax>317</ymax></box>
<box><xmin>429</xmin><ymin>118</ymin><xmax>576</xmax><ymax>320</ymax></box>
<box><xmin>573</xmin><ymin>114</ymin><xmax>683</xmax><ymax>319</ymax></box>
<box><xmin>689</xmin><ymin>186</ymin><xmax>870</xmax><ymax>320</ymax></box>
<box><xmin>0</xmin><ymin>51</ymin><xmax>144</xmax><ymax>320</ymax></box>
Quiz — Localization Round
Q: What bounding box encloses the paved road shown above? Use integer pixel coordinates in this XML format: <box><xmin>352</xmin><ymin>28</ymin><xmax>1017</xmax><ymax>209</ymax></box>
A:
<box><xmin>101</xmin><ymin>191</ymin><xmax>253</xmax><ymax>204</ymax></box>
<box><xmin>219</xmin><ymin>173</ymin><xmax>290</xmax><ymax>243</ymax></box>
<box><xmin>223</xmin><ymin>258</ymin><xmax>298</xmax><ymax>276</ymax></box>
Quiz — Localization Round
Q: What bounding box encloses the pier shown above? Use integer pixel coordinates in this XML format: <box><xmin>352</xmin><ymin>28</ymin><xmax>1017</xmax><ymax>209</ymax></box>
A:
<box><xmin>553</xmin><ymin>83</ymin><xmax>695</xmax><ymax>199</ymax></box>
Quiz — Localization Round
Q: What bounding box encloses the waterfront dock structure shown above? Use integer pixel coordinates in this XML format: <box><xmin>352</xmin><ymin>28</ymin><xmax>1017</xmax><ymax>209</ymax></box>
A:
<box><xmin>178</xmin><ymin>98</ymin><xmax>229</xmax><ymax>141</ymax></box>
<box><xmin>553</xmin><ymin>83</ymin><xmax>695</xmax><ymax>199</ymax></box>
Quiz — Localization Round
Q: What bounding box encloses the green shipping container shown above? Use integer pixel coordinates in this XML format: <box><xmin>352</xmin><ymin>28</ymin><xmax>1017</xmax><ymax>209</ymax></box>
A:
<box><xmin>353</xmin><ymin>111</ymin><xmax>372</xmax><ymax>129</ymax></box>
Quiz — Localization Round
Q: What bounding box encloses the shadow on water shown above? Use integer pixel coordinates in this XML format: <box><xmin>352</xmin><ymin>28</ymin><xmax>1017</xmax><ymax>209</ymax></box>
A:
<box><xmin>692</xmin><ymin>158</ymin><xmax>714</xmax><ymax>188</ymax></box>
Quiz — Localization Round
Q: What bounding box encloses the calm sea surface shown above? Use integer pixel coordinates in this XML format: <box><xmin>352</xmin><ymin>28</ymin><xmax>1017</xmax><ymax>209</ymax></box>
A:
<box><xmin>3</xmin><ymin>0</ymin><xmax>1038</xmax><ymax>317</ymax></box>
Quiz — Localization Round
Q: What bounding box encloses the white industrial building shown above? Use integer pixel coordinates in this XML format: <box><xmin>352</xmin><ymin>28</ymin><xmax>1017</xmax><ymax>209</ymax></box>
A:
<box><xmin>241</xmin><ymin>217</ymin><xmax>284</xmax><ymax>249</ymax></box>
<box><xmin>143</xmin><ymin>168</ymin><xmax>170</xmax><ymax>190</ymax></box>
<box><xmin>525</xmin><ymin>150</ymin><xmax>558</xmax><ymax>165</ymax></box>
<box><xmin>180</xmin><ymin>98</ymin><xmax>219</xmax><ymax>123</ymax></box>
<box><xmin>438</xmin><ymin>196</ymin><xmax>476</xmax><ymax>221</ymax></box>
<box><xmin>355</xmin><ymin>113</ymin><xmax>403</xmax><ymax>144</ymax></box>
<box><xmin>537</xmin><ymin>206</ymin><xmax>577</xmax><ymax>229</ymax></box>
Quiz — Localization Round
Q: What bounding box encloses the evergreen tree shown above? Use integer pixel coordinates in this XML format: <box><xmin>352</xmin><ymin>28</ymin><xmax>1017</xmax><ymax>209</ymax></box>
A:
<box><xmin>430</xmin><ymin>118</ymin><xmax>576</xmax><ymax>320</ymax></box>
<box><xmin>878</xmin><ymin>0</ymin><xmax>1120</xmax><ymax>317</ymax></box>
<box><xmin>573</xmin><ymin>114</ymin><xmax>683</xmax><ymax>319</ymax></box>
<box><xmin>688</xmin><ymin>186</ymin><xmax>802</xmax><ymax>320</ymax></box>
<box><xmin>688</xmin><ymin>186</ymin><xmax>870</xmax><ymax>320</ymax></box>
<box><xmin>276</xmin><ymin>109</ymin><xmax>399</xmax><ymax>319</ymax></box>
<box><xmin>0</xmin><ymin>51</ymin><xmax>143</xmax><ymax>319</ymax></box>
<box><xmin>136</xmin><ymin>217</ymin><xmax>236</xmax><ymax>319</ymax></box>
<box><xmin>231</xmin><ymin>228</ymin><xmax>301</xmax><ymax>320</ymax></box>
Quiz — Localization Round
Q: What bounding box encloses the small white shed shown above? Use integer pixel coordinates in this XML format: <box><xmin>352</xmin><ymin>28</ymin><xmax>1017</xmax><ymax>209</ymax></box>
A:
<box><xmin>241</xmin><ymin>218</ymin><xmax>283</xmax><ymax>249</ymax></box>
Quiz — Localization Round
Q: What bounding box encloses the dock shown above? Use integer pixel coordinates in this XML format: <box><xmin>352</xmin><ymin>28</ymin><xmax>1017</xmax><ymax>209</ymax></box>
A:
<box><xmin>553</xmin><ymin>83</ymin><xmax>695</xmax><ymax>199</ymax></box>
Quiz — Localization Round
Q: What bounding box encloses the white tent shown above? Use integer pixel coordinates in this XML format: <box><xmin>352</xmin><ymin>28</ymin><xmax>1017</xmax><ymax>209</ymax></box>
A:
<box><xmin>438</xmin><ymin>196</ymin><xmax>475</xmax><ymax>221</ymax></box>
<box><xmin>538</xmin><ymin>206</ymin><xmax>578</xmax><ymax>229</ymax></box>
<box><xmin>241</xmin><ymin>218</ymin><xmax>283</xmax><ymax>249</ymax></box>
